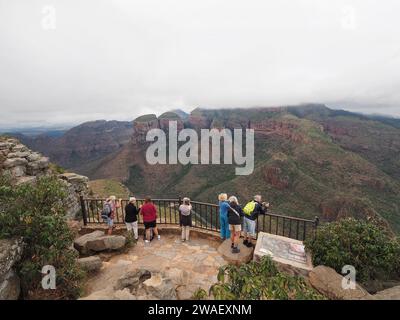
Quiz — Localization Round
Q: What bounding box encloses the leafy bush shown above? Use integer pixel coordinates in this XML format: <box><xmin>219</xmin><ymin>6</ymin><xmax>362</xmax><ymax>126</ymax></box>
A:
<box><xmin>192</xmin><ymin>288</ymin><xmax>208</xmax><ymax>300</ymax></box>
<box><xmin>305</xmin><ymin>218</ymin><xmax>400</xmax><ymax>284</ymax></box>
<box><xmin>0</xmin><ymin>175</ymin><xmax>85</xmax><ymax>299</ymax></box>
<box><xmin>210</xmin><ymin>256</ymin><xmax>324</xmax><ymax>300</ymax></box>
<box><xmin>49</xmin><ymin>163</ymin><xmax>66</xmax><ymax>174</ymax></box>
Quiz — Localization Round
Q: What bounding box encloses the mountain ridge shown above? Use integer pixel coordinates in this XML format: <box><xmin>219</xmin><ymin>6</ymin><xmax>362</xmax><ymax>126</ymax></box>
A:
<box><xmin>10</xmin><ymin>105</ymin><xmax>400</xmax><ymax>233</ymax></box>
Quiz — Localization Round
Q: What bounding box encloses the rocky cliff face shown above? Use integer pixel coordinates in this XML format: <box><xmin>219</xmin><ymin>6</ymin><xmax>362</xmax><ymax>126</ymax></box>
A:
<box><xmin>0</xmin><ymin>238</ymin><xmax>24</xmax><ymax>300</ymax></box>
<box><xmin>0</xmin><ymin>139</ymin><xmax>51</xmax><ymax>183</ymax></box>
<box><xmin>0</xmin><ymin>137</ymin><xmax>89</xmax><ymax>219</ymax></box>
<box><xmin>132</xmin><ymin>113</ymin><xmax>184</xmax><ymax>146</ymax></box>
<box><xmin>17</xmin><ymin>120</ymin><xmax>133</xmax><ymax>170</ymax></box>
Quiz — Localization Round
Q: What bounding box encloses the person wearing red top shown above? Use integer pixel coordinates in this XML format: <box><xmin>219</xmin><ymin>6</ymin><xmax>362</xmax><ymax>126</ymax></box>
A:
<box><xmin>140</xmin><ymin>196</ymin><xmax>160</xmax><ymax>242</ymax></box>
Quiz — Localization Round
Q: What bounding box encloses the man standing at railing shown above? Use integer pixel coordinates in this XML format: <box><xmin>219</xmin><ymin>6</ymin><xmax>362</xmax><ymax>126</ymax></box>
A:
<box><xmin>218</xmin><ymin>193</ymin><xmax>231</xmax><ymax>241</ymax></box>
<box><xmin>242</xmin><ymin>195</ymin><xmax>269</xmax><ymax>247</ymax></box>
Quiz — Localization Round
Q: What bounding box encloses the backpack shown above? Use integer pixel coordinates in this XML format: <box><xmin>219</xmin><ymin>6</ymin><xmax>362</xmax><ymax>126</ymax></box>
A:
<box><xmin>101</xmin><ymin>203</ymin><xmax>112</xmax><ymax>220</ymax></box>
<box><xmin>243</xmin><ymin>201</ymin><xmax>256</xmax><ymax>216</ymax></box>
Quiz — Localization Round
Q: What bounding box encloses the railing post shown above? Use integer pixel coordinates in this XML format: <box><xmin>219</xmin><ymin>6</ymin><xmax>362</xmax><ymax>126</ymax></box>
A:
<box><xmin>313</xmin><ymin>216</ymin><xmax>320</xmax><ymax>239</ymax></box>
<box><xmin>80</xmin><ymin>195</ymin><xmax>88</xmax><ymax>226</ymax></box>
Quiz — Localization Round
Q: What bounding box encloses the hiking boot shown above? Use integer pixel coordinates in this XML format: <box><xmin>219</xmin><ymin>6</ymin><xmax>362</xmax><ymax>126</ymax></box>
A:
<box><xmin>245</xmin><ymin>241</ymin><xmax>253</xmax><ymax>248</ymax></box>
<box><xmin>232</xmin><ymin>247</ymin><xmax>240</xmax><ymax>254</ymax></box>
<box><xmin>243</xmin><ymin>239</ymin><xmax>248</xmax><ymax>245</ymax></box>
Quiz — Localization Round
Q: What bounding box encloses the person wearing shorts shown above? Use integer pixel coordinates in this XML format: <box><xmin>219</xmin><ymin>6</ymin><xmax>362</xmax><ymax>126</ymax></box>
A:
<box><xmin>105</xmin><ymin>195</ymin><xmax>121</xmax><ymax>235</ymax></box>
<box><xmin>243</xmin><ymin>217</ymin><xmax>256</xmax><ymax>240</ymax></box>
<box><xmin>140</xmin><ymin>196</ymin><xmax>160</xmax><ymax>243</ymax></box>
<box><xmin>227</xmin><ymin>196</ymin><xmax>244</xmax><ymax>254</ymax></box>
<box><xmin>243</xmin><ymin>195</ymin><xmax>268</xmax><ymax>247</ymax></box>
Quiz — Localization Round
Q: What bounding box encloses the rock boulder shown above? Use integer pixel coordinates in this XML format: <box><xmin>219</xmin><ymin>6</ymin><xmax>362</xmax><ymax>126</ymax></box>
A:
<box><xmin>114</xmin><ymin>268</ymin><xmax>151</xmax><ymax>291</ymax></box>
<box><xmin>77</xmin><ymin>256</ymin><xmax>103</xmax><ymax>272</ymax></box>
<box><xmin>217</xmin><ymin>239</ymin><xmax>253</xmax><ymax>266</ymax></box>
<box><xmin>143</xmin><ymin>273</ymin><xmax>177</xmax><ymax>300</ymax></box>
<box><xmin>73</xmin><ymin>231</ymin><xmax>105</xmax><ymax>255</ymax></box>
<box><xmin>86</xmin><ymin>235</ymin><xmax>126</xmax><ymax>252</ymax></box>
<box><xmin>309</xmin><ymin>266</ymin><xmax>371</xmax><ymax>300</ymax></box>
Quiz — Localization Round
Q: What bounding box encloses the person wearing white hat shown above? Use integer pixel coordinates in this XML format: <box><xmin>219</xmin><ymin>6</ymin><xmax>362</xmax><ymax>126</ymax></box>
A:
<box><xmin>179</xmin><ymin>197</ymin><xmax>192</xmax><ymax>242</ymax></box>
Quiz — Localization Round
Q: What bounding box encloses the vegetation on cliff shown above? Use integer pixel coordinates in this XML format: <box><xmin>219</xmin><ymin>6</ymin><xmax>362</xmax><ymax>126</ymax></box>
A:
<box><xmin>0</xmin><ymin>175</ymin><xmax>85</xmax><ymax>299</ymax></box>
<box><xmin>305</xmin><ymin>218</ymin><xmax>400</xmax><ymax>288</ymax></box>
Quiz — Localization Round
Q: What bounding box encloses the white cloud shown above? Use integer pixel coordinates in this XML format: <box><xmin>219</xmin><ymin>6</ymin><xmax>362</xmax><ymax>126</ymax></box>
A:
<box><xmin>0</xmin><ymin>0</ymin><xmax>399</xmax><ymax>128</ymax></box>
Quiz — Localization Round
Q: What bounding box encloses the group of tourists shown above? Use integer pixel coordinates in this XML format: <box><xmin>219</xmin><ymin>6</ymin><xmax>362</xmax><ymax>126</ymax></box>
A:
<box><xmin>101</xmin><ymin>193</ymin><xmax>269</xmax><ymax>253</ymax></box>
<box><xmin>218</xmin><ymin>193</ymin><xmax>269</xmax><ymax>253</ymax></box>
<box><xmin>102</xmin><ymin>196</ymin><xmax>160</xmax><ymax>243</ymax></box>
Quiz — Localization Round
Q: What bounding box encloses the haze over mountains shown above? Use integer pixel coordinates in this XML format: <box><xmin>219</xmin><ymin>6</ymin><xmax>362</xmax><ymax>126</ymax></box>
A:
<box><xmin>10</xmin><ymin>104</ymin><xmax>400</xmax><ymax>233</ymax></box>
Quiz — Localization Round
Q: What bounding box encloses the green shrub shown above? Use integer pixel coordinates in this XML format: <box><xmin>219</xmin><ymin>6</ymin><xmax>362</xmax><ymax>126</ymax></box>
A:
<box><xmin>49</xmin><ymin>163</ymin><xmax>66</xmax><ymax>174</ymax></box>
<box><xmin>210</xmin><ymin>256</ymin><xmax>324</xmax><ymax>300</ymax></box>
<box><xmin>305</xmin><ymin>218</ymin><xmax>400</xmax><ymax>284</ymax></box>
<box><xmin>0</xmin><ymin>175</ymin><xmax>85</xmax><ymax>299</ymax></box>
<box><xmin>192</xmin><ymin>288</ymin><xmax>208</xmax><ymax>300</ymax></box>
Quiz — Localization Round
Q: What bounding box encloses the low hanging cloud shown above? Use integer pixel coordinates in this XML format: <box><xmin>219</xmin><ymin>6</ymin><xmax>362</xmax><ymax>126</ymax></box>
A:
<box><xmin>0</xmin><ymin>0</ymin><xmax>400</xmax><ymax>128</ymax></box>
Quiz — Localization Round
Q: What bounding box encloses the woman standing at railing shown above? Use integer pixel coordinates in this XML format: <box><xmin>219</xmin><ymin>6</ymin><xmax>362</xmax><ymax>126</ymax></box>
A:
<box><xmin>227</xmin><ymin>196</ymin><xmax>244</xmax><ymax>254</ymax></box>
<box><xmin>218</xmin><ymin>193</ymin><xmax>231</xmax><ymax>241</ymax></box>
<box><xmin>179</xmin><ymin>197</ymin><xmax>192</xmax><ymax>242</ymax></box>
<box><xmin>140</xmin><ymin>196</ymin><xmax>161</xmax><ymax>243</ymax></box>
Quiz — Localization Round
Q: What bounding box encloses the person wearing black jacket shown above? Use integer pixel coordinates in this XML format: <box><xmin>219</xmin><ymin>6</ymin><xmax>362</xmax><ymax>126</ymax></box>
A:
<box><xmin>243</xmin><ymin>195</ymin><xmax>269</xmax><ymax>248</ymax></box>
<box><xmin>125</xmin><ymin>197</ymin><xmax>139</xmax><ymax>240</ymax></box>
<box><xmin>227</xmin><ymin>196</ymin><xmax>244</xmax><ymax>254</ymax></box>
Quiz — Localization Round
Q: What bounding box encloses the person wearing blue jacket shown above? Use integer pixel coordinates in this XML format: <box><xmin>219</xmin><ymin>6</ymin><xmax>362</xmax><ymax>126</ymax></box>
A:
<box><xmin>218</xmin><ymin>193</ymin><xmax>231</xmax><ymax>240</ymax></box>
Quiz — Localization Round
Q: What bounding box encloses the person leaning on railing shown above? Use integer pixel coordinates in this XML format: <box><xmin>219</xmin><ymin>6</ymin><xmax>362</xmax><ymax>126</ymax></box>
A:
<box><xmin>242</xmin><ymin>195</ymin><xmax>269</xmax><ymax>248</ymax></box>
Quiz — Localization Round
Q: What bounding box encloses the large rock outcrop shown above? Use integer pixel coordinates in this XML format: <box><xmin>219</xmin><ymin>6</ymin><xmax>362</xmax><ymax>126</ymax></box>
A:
<box><xmin>132</xmin><ymin>112</ymin><xmax>184</xmax><ymax>146</ymax></box>
<box><xmin>0</xmin><ymin>138</ymin><xmax>50</xmax><ymax>181</ymax></box>
<box><xmin>308</xmin><ymin>266</ymin><xmax>371</xmax><ymax>300</ymax></box>
<box><xmin>0</xmin><ymin>137</ymin><xmax>89</xmax><ymax>219</ymax></box>
<box><xmin>0</xmin><ymin>238</ymin><xmax>24</xmax><ymax>300</ymax></box>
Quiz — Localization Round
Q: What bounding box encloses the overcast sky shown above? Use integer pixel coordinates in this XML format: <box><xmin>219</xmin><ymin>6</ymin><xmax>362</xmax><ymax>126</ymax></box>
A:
<box><xmin>1</xmin><ymin>0</ymin><xmax>400</xmax><ymax>129</ymax></box>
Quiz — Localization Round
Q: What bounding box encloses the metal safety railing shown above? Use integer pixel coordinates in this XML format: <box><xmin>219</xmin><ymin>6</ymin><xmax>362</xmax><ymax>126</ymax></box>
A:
<box><xmin>80</xmin><ymin>196</ymin><xmax>319</xmax><ymax>241</ymax></box>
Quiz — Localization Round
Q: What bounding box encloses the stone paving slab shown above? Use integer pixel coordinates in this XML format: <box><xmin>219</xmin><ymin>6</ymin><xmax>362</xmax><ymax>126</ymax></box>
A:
<box><xmin>83</xmin><ymin>234</ymin><xmax>227</xmax><ymax>299</ymax></box>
